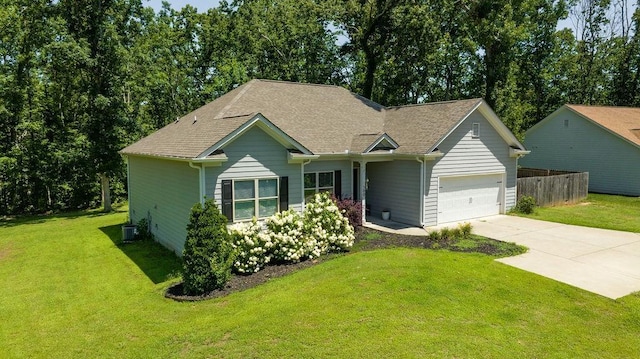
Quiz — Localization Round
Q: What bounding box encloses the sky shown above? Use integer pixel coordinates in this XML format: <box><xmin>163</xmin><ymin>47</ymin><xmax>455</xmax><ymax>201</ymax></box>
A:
<box><xmin>145</xmin><ymin>0</ymin><xmax>637</xmax><ymax>35</ymax></box>
<box><xmin>145</xmin><ymin>0</ymin><xmax>218</xmax><ymax>13</ymax></box>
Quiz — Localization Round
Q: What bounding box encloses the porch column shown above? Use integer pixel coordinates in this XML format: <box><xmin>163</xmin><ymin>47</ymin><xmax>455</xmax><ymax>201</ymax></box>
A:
<box><xmin>359</xmin><ymin>160</ymin><xmax>367</xmax><ymax>224</ymax></box>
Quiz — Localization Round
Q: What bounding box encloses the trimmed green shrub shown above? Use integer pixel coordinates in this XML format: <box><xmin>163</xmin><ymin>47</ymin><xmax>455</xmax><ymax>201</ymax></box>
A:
<box><xmin>514</xmin><ymin>196</ymin><xmax>536</xmax><ymax>214</ymax></box>
<box><xmin>135</xmin><ymin>217</ymin><xmax>153</xmax><ymax>241</ymax></box>
<box><xmin>182</xmin><ymin>199</ymin><xmax>234</xmax><ymax>295</ymax></box>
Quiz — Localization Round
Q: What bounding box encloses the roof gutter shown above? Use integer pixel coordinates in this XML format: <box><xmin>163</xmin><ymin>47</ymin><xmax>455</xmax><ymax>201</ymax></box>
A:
<box><xmin>509</xmin><ymin>148</ymin><xmax>531</xmax><ymax>158</ymax></box>
<box><xmin>288</xmin><ymin>153</ymin><xmax>320</xmax><ymax>164</ymax></box>
<box><xmin>121</xmin><ymin>152</ymin><xmax>228</xmax><ymax>166</ymax></box>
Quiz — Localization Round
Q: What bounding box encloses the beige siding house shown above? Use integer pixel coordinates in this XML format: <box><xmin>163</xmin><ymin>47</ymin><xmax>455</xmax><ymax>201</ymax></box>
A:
<box><xmin>521</xmin><ymin>105</ymin><xmax>640</xmax><ymax>196</ymax></box>
<box><xmin>121</xmin><ymin>80</ymin><xmax>527</xmax><ymax>254</ymax></box>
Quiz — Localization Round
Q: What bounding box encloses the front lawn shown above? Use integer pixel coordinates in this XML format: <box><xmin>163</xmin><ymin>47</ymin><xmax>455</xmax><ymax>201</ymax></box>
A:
<box><xmin>1</xmin><ymin>209</ymin><xmax>639</xmax><ymax>358</ymax></box>
<box><xmin>514</xmin><ymin>193</ymin><xmax>640</xmax><ymax>232</ymax></box>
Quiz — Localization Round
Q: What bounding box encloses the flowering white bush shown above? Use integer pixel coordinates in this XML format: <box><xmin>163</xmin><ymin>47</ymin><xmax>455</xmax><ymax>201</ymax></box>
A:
<box><xmin>226</xmin><ymin>193</ymin><xmax>355</xmax><ymax>273</ymax></box>
<box><xmin>228</xmin><ymin>219</ymin><xmax>273</xmax><ymax>274</ymax></box>
<box><xmin>265</xmin><ymin>209</ymin><xmax>310</xmax><ymax>262</ymax></box>
<box><xmin>303</xmin><ymin>192</ymin><xmax>355</xmax><ymax>253</ymax></box>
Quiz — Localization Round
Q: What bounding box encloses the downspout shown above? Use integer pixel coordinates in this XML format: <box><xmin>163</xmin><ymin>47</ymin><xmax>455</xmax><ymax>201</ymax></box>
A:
<box><xmin>301</xmin><ymin>159</ymin><xmax>312</xmax><ymax>208</ymax></box>
<box><xmin>416</xmin><ymin>156</ymin><xmax>425</xmax><ymax>227</ymax></box>
<box><xmin>188</xmin><ymin>161</ymin><xmax>205</xmax><ymax>204</ymax></box>
<box><xmin>125</xmin><ymin>156</ymin><xmax>132</xmax><ymax>223</ymax></box>
<box><xmin>359</xmin><ymin>160</ymin><xmax>367</xmax><ymax>224</ymax></box>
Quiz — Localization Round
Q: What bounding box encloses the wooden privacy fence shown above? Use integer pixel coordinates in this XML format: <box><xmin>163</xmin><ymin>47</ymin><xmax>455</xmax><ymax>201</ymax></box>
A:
<box><xmin>517</xmin><ymin>168</ymin><xmax>589</xmax><ymax>207</ymax></box>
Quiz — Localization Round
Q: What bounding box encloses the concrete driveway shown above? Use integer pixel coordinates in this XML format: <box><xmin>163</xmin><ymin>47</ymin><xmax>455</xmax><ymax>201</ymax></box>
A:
<box><xmin>470</xmin><ymin>215</ymin><xmax>640</xmax><ymax>299</ymax></box>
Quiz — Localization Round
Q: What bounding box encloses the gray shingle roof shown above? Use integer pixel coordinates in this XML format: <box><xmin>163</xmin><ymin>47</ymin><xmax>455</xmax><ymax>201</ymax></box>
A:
<box><xmin>384</xmin><ymin>99</ymin><xmax>482</xmax><ymax>154</ymax></box>
<box><xmin>120</xmin><ymin>79</ymin><xmax>487</xmax><ymax>158</ymax></box>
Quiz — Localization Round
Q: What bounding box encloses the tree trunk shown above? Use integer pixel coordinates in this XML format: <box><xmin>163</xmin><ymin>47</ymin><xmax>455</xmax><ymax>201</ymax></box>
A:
<box><xmin>362</xmin><ymin>45</ymin><xmax>377</xmax><ymax>100</ymax></box>
<box><xmin>100</xmin><ymin>173</ymin><xmax>112</xmax><ymax>212</ymax></box>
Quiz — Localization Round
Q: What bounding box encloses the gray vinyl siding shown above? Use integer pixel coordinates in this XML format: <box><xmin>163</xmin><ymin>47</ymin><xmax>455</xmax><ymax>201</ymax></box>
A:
<box><xmin>521</xmin><ymin>110</ymin><xmax>640</xmax><ymax>196</ymax></box>
<box><xmin>304</xmin><ymin>160</ymin><xmax>353</xmax><ymax>199</ymax></box>
<box><xmin>367</xmin><ymin>160</ymin><xmax>422</xmax><ymax>226</ymax></box>
<box><xmin>128</xmin><ymin>156</ymin><xmax>199</xmax><ymax>254</ymax></box>
<box><xmin>424</xmin><ymin>110</ymin><xmax>517</xmax><ymax>226</ymax></box>
<box><xmin>205</xmin><ymin>126</ymin><xmax>303</xmax><ymax>214</ymax></box>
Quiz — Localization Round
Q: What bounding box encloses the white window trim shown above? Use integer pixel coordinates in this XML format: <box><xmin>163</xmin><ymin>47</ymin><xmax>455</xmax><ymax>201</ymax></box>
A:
<box><xmin>304</xmin><ymin>171</ymin><xmax>334</xmax><ymax>199</ymax></box>
<box><xmin>472</xmin><ymin>123</ymin><xmax>480</xmax><ymax>138</ymax></box>
<box><xmin>232</xmin><ymin>177</ymin><xmax>279</xmax><ymax>222</ymax></box>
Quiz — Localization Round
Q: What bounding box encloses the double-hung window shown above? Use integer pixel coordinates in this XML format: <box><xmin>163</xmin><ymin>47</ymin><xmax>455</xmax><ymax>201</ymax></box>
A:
<box><xmin>304</xmin><ymin>171</ymin><xmax>334</xmax><ymax>201</ymax></box>
<box><xmin>232</xmin><ymin>178</ymin><xmax>279</xmax><ymax>221</ymax></box>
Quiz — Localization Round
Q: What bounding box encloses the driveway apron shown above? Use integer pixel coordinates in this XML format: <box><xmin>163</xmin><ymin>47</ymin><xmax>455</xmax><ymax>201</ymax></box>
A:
<box><xmin>470</xmin><ymin>215</ymin><xmax>640</xmax><ymax>299</ymax></box>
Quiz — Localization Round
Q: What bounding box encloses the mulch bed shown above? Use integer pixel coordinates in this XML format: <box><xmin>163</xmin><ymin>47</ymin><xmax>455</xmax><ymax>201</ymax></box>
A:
<box><xmin>165</xmin><ymin>227</ymin><xmax>510</xmax><ymax>301</ymax></box>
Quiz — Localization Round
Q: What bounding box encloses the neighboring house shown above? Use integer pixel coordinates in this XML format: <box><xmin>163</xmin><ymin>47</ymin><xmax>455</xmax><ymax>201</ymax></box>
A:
<box><xmin>120</xmin><ymin>80</ymin><xmax>528</xmax><ymax>254</ymax></box>
<box><xmin>521</xmin><ymin>105</ymin><xmax>640</xmax><ymax>196</ymax></box>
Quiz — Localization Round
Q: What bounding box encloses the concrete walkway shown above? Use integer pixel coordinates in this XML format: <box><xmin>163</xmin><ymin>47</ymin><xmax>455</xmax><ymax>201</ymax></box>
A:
<box><xmin>364</xmin><ymin>215</ymin><xmax>640</xmax><ymax>299</ymax></box>
<box><xmin>470</xmin><ymin>215</ymin><xmax>640</xmax><ymax>299</ymax></box>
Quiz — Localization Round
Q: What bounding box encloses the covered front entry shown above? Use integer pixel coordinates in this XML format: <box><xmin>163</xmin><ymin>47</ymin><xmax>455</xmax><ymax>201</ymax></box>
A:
<box><xmin>437</xmin><ymin>173</ymin><xmax>504</xmax><ymax>224</ymax></box>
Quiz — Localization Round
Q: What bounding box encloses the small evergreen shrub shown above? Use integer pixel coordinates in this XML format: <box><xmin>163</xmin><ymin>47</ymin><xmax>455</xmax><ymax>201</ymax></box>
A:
<box><xmin>182</xmin><ymin>199</ymin><xmax>234</xmax><ymax>295</ymax></box>
<box><xmin>135</xmin><ymin>217</ymin><xmax>153</xmax><ymax>241</ymax></box>
<box><xmin>514</xmin><ymin>196</ymin><xmax>536</xmax><ymax>214</ymax></box>
<box><xmin>229</xmin><ymin>219</ymin><xmax>273</xmax><ymax>274</ymax></box>
<box><xmin>332</xmin><ymin>195</ymin><xmax>363</xmax><ymax>228</ymax></box>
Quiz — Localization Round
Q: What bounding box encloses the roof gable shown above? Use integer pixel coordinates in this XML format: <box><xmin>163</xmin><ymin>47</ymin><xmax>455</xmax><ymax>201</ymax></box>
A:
<box><xmin>384</xmin><ymin>98</ymin><xmax>525</xmax><ymax>154</ymax></box>
<box><xmin>567</xmin><ymin>105</ymin><xmax>640</xmax><ymax>148</ymax></box>
<box><xmin>527</xmin><ymin>105</ymin><xmax>640</xmax><ymax>149</ymax></box>
<box><xmin>199</xmin><ymin>113</ymin><xmax>311</xmax><ymax>157</ymax></box>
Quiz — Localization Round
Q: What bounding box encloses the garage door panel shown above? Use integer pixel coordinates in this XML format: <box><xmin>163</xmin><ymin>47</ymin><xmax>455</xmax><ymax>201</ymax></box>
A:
<box><xmin>438</xmin><ymin>174</ymin><xmax>503</xmax><ymax>224</ymax></box>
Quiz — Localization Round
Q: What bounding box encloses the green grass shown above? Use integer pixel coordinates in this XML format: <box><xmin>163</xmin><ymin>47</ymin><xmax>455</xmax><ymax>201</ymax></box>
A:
<box><xmin>514</xmin><ymin>193</ymin><xmax>640</xmax><ymax>232</ymax></box>
<box><xmin>1</xmin><ymin>209</ymin><xmax>640</xmax><ymax>358</ymax></box>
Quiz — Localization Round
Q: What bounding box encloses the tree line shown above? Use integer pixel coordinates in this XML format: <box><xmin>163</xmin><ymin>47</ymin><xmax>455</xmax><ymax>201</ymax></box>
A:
<box><xmin>1</xmin><ymin>0</ymin><xmax>638</xmax><ymax>215</ymax></box>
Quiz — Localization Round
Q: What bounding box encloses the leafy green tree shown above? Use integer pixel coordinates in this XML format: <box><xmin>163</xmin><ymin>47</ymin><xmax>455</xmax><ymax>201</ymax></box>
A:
<box><xmin>609</xmin><ymin>5</ymin><xmax>640</xmax><ymax>106</ymax></box>
<box><xmin>333</xmin><ymin>0</ymin><xmax>405</xmax><ymax>100</ymax></box>
<box><xmin>182</xmin><ymin>199</ymin><xmax>234</xmax><ymax>295</ymax></box>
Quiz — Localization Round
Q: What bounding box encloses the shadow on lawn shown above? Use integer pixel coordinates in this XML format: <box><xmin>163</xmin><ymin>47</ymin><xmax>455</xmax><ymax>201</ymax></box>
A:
<box><xmin>0</xmin><ymin>207</ymin><xmax>128</xmax><ymax>228</ymax></box>
<box><xmin>100</xmin><ymin>224</ymin><xmax>182</xmax><ymax>284</ymax></box>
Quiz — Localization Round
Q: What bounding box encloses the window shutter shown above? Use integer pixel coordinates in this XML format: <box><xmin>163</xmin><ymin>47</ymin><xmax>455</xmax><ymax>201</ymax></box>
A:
<box><xmin>334</xmin><ymin>170</ymin><xmax>342</xmax><ymax>199</ymax></box>
<box><xmin>221</xmin><ymin>180</ymin><xmax>233</xmax><ymax>221</ymax></box>
<box><xmin>279</xmin><ymin>176</ymin><xmax>288</xmax><ymax>211</ymax></box>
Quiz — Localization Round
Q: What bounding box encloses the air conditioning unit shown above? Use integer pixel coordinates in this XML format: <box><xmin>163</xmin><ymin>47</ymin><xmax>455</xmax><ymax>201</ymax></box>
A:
<box><xmin>122</xmin><ymin>224</ymin><xmax>137</xmax><ymax>242</ymax></box>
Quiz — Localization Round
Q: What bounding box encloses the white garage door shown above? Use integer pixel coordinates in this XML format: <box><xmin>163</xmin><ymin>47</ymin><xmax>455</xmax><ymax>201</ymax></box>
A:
<box><xmin>438</xmin><ymin>174</ymin><xmax>503</xmax><ymax>224</ymax></box>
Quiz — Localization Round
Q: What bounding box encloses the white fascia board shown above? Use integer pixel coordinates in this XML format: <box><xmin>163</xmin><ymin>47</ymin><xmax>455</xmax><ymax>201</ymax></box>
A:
<box><xmin>197</xmin><ymin>113</ymin><xmax>312</xmax><ymax>158</ymax></box>
<box><xmin>122</xmin><ymin>152</ymin><xmax>226</xmax><ymax>165</ymax></box>
<box><xmin>476</xmin><ymin>101</ymin><xmax>526</xmax><ymax>150</ymax></box>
